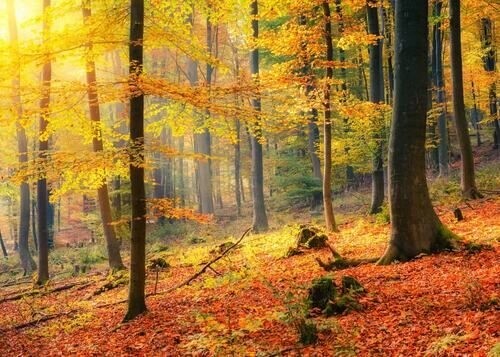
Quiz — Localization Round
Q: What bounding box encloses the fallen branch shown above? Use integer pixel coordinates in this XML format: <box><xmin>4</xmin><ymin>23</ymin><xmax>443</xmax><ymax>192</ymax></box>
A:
<box><xmin>2</xmin><ymin>309</ymin><xmax>78</xmax><ymax>332</ymax></box>
<box><xmin>157</xmin><ymin>227</ymin><xmax>252</xmax><ymax>295</ymax></box>
<box><xmin>0</xmin><ymin>280</ymin><xmax>91</xmax><ymax>303</ymax></box>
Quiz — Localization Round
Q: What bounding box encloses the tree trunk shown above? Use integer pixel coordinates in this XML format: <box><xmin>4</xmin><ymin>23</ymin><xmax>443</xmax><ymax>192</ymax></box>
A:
<box><xmin>335</xmin><ymin>0</ymin><xmax>356</xmax><ymax>191</ymax></box>
<box><xmin>124</xmin><ymin>0</ymin><xmax>147</xmax><ymax>322</ymax></box>
<box><xmin>234</xmin><ymin>119</ymin><xmax>242</xmax><ymax>216</ymax></box>
<box><xmin>8</xmin><ymin>0</ymin><xmax>36</xmax><ymax>274</ymax></box>
<box><xmin>322</xmin><ymin>1</ymin><xmax>338</xmax><ymax>233</ymax></box>
<box><xmin>82</xmin><ymin>0</ymin><xmax>125</xmax><ymax>271</ymax></box>
<box><xmin>367</xmin><ymin>0</ymin><xmax>385</xmax><ymax>214</ymax></box>
<box><xmin>249</xmin><ymin>0</ymin><xmax>269</xmax><ymax>232</ymax></box>
<box><xmin>449</xmin><ymin>0</ymin><xmax>482</xmax><ymax>199</ymax></box>
<box><xmin>480</xmin><ymin>18</ymin><xmax>499</xmax><ymax>149</ymax></box>
<box><xmin>0</xmin><ymin>230</ymin><xmax>8</xmax><ymax>257</ymax></box>
<box><xmin>36</xmin><ymin>0</ymin><xmax>52</xmax><ymax>285</ymax></box>
<box><xmin>432</xmin><ymin>1</ymin><xmax>449</xmax><ymax>176</ymax></box>
<box><xmin>298</xmin><ymin>15</ymin><xmax>323</xmax><ymax>210</ymax></box>
<box><xmin>378</xmin><ymin>0</ymin><xmax>454</xmax><ymax>265</ymax></box>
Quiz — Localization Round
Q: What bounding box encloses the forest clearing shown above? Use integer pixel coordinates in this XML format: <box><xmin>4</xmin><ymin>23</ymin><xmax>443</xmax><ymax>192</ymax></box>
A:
<box><xmin>0</xmin><ymin>0</ymin><xmax>499</xmax><ymax>355</ymax></box>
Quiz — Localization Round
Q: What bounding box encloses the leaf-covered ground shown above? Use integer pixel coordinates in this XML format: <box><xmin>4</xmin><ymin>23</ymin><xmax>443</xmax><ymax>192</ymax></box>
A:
<box><xmin>1</xmin><ymin>199</ymin><xmax>499</xmax><ymax>356</ymax></box>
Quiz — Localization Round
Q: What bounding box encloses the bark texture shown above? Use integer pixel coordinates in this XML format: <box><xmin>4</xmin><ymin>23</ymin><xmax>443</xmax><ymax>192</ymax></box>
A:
<box><xmin>8</xmin><ymin>0</ymin><xmax>36</xmax><ymax>274</ymax></box>
<box><xmin>83</xmin><ymin>0</ymin><xmax>125</xmax><ymax>272</ymax></box>
<box><xmin>378</xmin><ymin>0</ymin><xmax>454</xmax><ymax>265</ymax></box>
<box><xmin>432</xmin><ymin>1</ymin><xmax>449</xmax><ymax>176</ymax></box>
<box><xmin>449</xmin><ymin>0</ymin><xmax>482</xmax><ymax>199</ymax></box>
<box><xmin>124</xmin><ymin>0</ymin><xmax>147</xmax><ymax>322</ymax></box>
<box><xmin>37</xmin><ymin>0</ymin><xmax>52</xmax><ymax>285</ymax></box>
<box><xmin>249</xmin><ymin>0</ymin><xmax>269</xmax><ymax>232</ymax></box>
<box><xmin>322</xmin><ymin>1</ymin><xmax>338</xmax><ymax>233</ymax></box>
<box><xmin>367</xmin><ymin>0</ymin><xmax>385</xmax><ymax>214</ymax></box>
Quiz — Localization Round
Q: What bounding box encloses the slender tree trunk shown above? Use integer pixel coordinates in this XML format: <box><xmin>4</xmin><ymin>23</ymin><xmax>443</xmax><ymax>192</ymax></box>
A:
<box><xmin>82</xmin><ymin>0</ymin><xmax>125</xmax><ymax>271</ymax></box>
<box><xmin>298</xmin><ymin>15</ymin><xmax>323</xmax><ymax>209</ymax></box>
<box><xmin>480</xmin><ymin>18</ymin><xmax>499</xmax><ymax>149</ymax></box>
<box><xmin>378</xmin><ymin>0</ymin><xmax>454</xmax><ymax>265</ymax></box>
<box><xmin>0</xmin><ymin>230</ymin><xmax>7</xmax><ymax>257</ymax></box>
<box><xmin>335</xmin><ymin>0</ymin><xmax>356</xmax><ymax>191</ymax></box>
<box><xmin>322</xmin><ymin>1</ymin><xmax>338</xmax><ymax>233</ymax></box>
<box><xmin>367</xmin><ymin>0</ymin><xmax>385</xmax><ymax>214</ymax></box>
<box><xmin>250</xmin><ymin>0</ymin><xmax>269</xmax><ymax>232</ymax></box>
<box><xmin>449</xmin><ymin>0</ymin><xmax>482</xmax><ymax>199</ymax></box>
<box><xmin>124</xmin><ymin>0</ymin><xmax>147</xmax><ymax>322</ymax></box>
<box><xmin>36</xmin><ymin>0</ymin><xmax>52</xmax><ymax>285</ymax></box>
<box><xmin>31</xmin><ymin>188</ymin><xmax>38</xmax><ymax>251</ymax></box>
<box><xmin>471</xmin><ymin>80</ymin><xmax>481</xmax><ymax>146</ymax></box>
<box><xmin>381</xmin><ymin>3</ymin><xmax>394</xmax><ymax>104</ymax></box>
<box><xmin>432</xmin><ymin>1</ymin><xmax>449</xmax><ymax>176</ymax></box>
<box><xmin>234</xmin><ymin>120</ymin><xmax>242</xmax><ymax>216</ymax></box>
<box><xmin>8</xmin><ymin>0</ymin><xmax>36</xmax><ymax>274</ymax></box>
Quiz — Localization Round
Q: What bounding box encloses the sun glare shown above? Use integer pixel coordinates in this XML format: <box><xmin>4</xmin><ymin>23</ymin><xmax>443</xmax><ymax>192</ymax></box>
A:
<box><xmin>0</xmin><ymin>0</ymin><xmax>41</xmax><ymax>41</ymax></box>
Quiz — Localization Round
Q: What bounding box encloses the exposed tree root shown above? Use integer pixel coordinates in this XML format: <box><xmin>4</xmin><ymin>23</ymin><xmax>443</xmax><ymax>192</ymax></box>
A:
<box><xmin>315</xmin><ymin>242</ymin><xmax>377</xmax><ymax>271</ymax></box>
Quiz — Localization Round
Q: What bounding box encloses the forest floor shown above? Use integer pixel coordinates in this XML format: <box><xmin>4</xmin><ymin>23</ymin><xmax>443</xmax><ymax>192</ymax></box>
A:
<box><xmin>0</xmin><ymin>155</ymin><xmax>499</xmax><ymax>356</ymax></box>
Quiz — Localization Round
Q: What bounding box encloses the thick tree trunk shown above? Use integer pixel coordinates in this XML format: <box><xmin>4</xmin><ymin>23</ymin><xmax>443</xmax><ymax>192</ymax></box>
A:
<box><xmin>378</xmin><ymin>0</ymin><xmax>454</xmax><ymax>265</ymax></box>
<box><xmin>124</xmin><ymin>0</ymin><xmax>147</xmax><ymax>322</ymax></box>
<box><xmin>8</xmin><ymin>0</ymin><xmax>36</xmax><ymax>274</ymax></box>
<box><xmin>322</xmin><ymin>1</ymin><xmax>338</xmax><ymax>233</ymax></box>
<box><xmin>367</xmin><ymin>0</ymin><xmax>385</xmax><ymax>214</ymax></box>
<box><xmin>250</xmin><ymin>0</ymin><xmax>269</xmax><ymax>232</ymax></box>
<box><xmin>449</xmin><ymin>0</ymin><xmax>482</xmax><ymax>199</ymax></box>
<box><xmin>82</xmin><ymin>0</ymin><xmax>124</xmax><ymax>271</ymax></box>
<box><xmin>36</xmin><ymin>0</ymin><xmax>52</xmax><ymax>285</ymax></box>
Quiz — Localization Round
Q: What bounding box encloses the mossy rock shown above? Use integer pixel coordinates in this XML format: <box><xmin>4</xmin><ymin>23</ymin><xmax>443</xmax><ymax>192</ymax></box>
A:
<box><xmin>308</xmin><ymin>277</ymin><xmax>337</xmax><ymax>310</ymax></box>
<box><xmin>296</xmin><ymin>225</ymin><xmax>320</xmax><ymax>246</ymax></box>
<box><xmin>341</xmin><ymin>276</ymin><xmax>365</xmax><ymax>294</ymax></box>
<box><xmin>148</xmin><ymin>257</ymin><xmax>170</xmax><ymax>270</ymax></box>
<box><xmin>305</xmin><ymin>234</ymin><xmax>328</xmax><ymax>249</ymax></box>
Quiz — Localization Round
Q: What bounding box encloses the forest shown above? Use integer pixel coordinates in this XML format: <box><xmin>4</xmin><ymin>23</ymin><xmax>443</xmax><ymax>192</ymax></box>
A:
<box><xmin>0</xmin><ymin>0</ymin><xmax>498</xmax><ymax>355</ymax></box>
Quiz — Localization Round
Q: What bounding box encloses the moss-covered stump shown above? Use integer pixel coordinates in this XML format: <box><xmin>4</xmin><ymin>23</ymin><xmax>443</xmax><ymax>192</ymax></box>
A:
<box><xmin>296</xmin><ymin>225</ymin><xmax>328</xmax><ymax>249</ymax></box>
<box><xmin>341</xmin><ymin>275</ymin><xmax>365</xmax><ymax>294</ymax></box>
<box><xmin>308</xmin><ymin>277</ymin><xmax>336</xmax><ymax>310</ymax></box>
<box><xmin>307</xmin><ymin>276</ymin><xmax>365</xmax><ymax>317</ymax></box>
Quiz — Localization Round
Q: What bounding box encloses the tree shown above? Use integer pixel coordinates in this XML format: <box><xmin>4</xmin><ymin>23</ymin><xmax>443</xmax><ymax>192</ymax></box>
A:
<box><xmin>321</xmin><ymin>0</ymin><xmax>338</xmax><ymax>233</ymax></box>
<box><xmin>82</xmin><ymin>0</ymin><xmax>125</xmax><ymax>272</ymax></box>
<box><xmin>367</xmin><ymin>0</ymin><xmax>385</xmax><ymax>214</ymax></box>
<box><xmin>432</xmin><ymin>0</ymin><xmax>449</xmax><ymax>176</ymax></box>
<box><xmin>378</xmin><ymin>0</ymin><xmax>455</xmax><ymax>265</ymax></box>
<box><xmin>449</xmin><ymin>0</ymin><xmax>482</xmax><ymax>199</ymax></box>
<box><xmin>249</xmin><ymin>0</ymin><xmax>269</xmax><ymax>232</ymax></box>
<box><xmin>7</xmin><ymin>0</ymin><xmax>36</xmax><ymax>275</ymax></box>
<box><xmin>36</xmin><ymin>0</ymin><xmax>52</xmax><ymax>285</ymax></box>
<box><xmin>298</xmin><ymin>14</ymin><xmax>322</xmax><ymax>210</ymax></box>
<box><xmin>124</xmin><ymin>0</ymin><xmax>147</xmax><ymax>322</ymax></box>
<box><xmin>480</xmin><ymin>17</ymin><xmax>499</xmax><ymax>149</ymax></box>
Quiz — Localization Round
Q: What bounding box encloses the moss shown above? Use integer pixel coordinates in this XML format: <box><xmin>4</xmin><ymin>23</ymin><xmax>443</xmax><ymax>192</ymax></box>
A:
<box><xmin>434</xmin><ymin>224</ymin><xmax>459</xmax><ymax>251</ymax></box>
<box><xmin>308</xmin><ymin>277</ymin><xmax>336</xmax><ymax>310</ymax></box>
<box><xmin>341</xmin><ymin>276</ymin><xmax>365</xmax><ymax>294</ymax></box>
<box><xmin>297</xmin><ymin>319</ymin><xmax>318</xmax><ymax>345</ymax></box>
